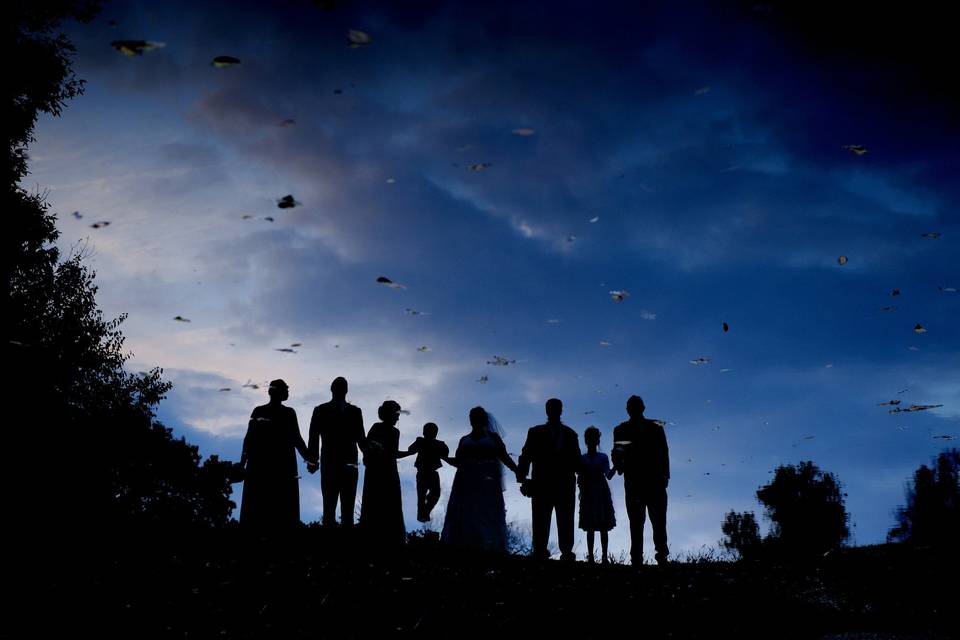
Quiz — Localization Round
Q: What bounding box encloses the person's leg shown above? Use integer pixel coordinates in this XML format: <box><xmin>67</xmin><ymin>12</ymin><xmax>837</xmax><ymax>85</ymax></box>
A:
<box><xmin>556</xmin><ymin>482</ymin><xmax>576</xmax><ymax>560</ymax></box>
<box><xmin>340</xmin><ymin>465</ymin><xmax>359</xmax><ymax>527</ymax></box>
<box><xmin>423</xmin><ymin>470</ymin><xmax>441</xmax><ymax>519</ymax></box>
<box><xmin>600</xmin><ymin>531</ymin><xmax>609</xmax><ymax>563</ymax></box>
<box><xmin>624</xmin><ymin>482</ymin><xmax>647</xmax><ymax>565</ymax></box>
<box><xmin>531</xmin><ymin>495</ymin><xmax>551</xmax><ymax>559</ymax></box>
<box><xmin>415</xmin><ymin>471</ymin><xmax>429</xmax><ymax>522</ymax></box>
<box><xmin>648</xmin><ymin>482</ymin><xmax>669</xmax><ymax>564</ymax></box>
<box><xmin>320</xmin><ymin>464</ymin><xmax>339</xmax><ymax>527</ymax></box>
<box><xmin>586</xmin><ymin>530</ymin><xmax>595</xmax><ymax>562</ymax></box>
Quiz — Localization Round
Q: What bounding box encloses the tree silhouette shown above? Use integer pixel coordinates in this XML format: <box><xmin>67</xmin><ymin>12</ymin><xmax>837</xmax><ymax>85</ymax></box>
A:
<box><xmin>755</xmin><ymin>461</ymin><xmax>849</xmax><ymax>557</ymax></box>
<box><xmin>720</xmin><ymin>510</ymin><xmax>762</xmax><ymax>560</ymax></box>
<box><xmin>888</xmin><ymin>448</ymin><xmax>959</xmax><ymax>547</ymax></box>
<box><xmin>10</xmin><ymin>1</ymin><xmax>233</xmax><ymax>535</ymax></box>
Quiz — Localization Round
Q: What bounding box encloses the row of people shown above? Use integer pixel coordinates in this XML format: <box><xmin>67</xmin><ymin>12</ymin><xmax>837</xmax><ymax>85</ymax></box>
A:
<box><xmin>238</xmin><ymin>377</ymin><xmax>669</xmax><ymax>564</ymax></box>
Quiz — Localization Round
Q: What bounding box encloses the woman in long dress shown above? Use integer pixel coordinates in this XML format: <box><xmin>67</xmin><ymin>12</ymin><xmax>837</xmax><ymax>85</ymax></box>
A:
<box><xmin>441</xmin><ymin>406</ymin><xmax>519</xmax><ymax>553</ymax></box>
<box><xmin>359</xmin><ymin>400</ymin><xmax>406</xmax><ymax>546</ymax></box>
<box><xmin>239</xmin><ymin>379</ymin><xmax>314</xmax><ymax>534</ymax></box>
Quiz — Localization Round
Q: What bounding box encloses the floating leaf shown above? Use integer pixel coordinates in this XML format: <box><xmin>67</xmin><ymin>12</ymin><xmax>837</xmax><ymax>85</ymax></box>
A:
<box><xmin>377</xmin><ymin>276</ymin><xmax>407</xmax><ymax>290</ymax></box>
<box><xmin>722</xmin><ymin>322</ymin><xmax>729</xmax><ymax>332</ymax></box>
<box><xmin>690</xmin><ymin>357</ymin><xmax>711</xmax><ymax>366</ymax></box>
<box><xmin>841</xmin><ymin>144</ymin><xmax>868</xmax><ymax>155</ymax></box>
<box><xmin>173</xmin><ymin>315</ymin><xmax>191</xmax><ymax>322</ymax></box>
<box><xmin>487</xmin><ymin>355</ymin><xmax>516</xmax><ymax>366</ymax></box>
<box><xmin>277</xmin><ymin>194</ymin><xmax>300</xmax><ymax>209</ymax></box>
<box><xmin>837</xmin><ymin>255</ymin><xmax>848</xmax><ymax>265</ymax></box>
<box><xmin>640</xmin><ymin>310</ymin><xmax>657</xmax><ymax>320</ymax></box>
<box><xmin>589</xmin><ymin>216</ymin><xmax>600</xmax><ymax>223</ymax></box>
<box><xmin>90</xmin><ymin>220</ymin><xmax>111</xmax><ymax>229</ymax></box>
<box><xmin>878</xmin><ymin>400</ymin><xmax>901</xmax><ymax>406</ymax></box>
<box><xmin>609</xmin><ymin>290</ymin><xmax>629</xmax><ymax>302</ymax></box>
<box><xmin>72</xmin><ymin>211</ymin><xmax>82</xmax><ymax>219</ymax></box>
<box><xmin>211</xmin><ymin>55</ymin><xmax>241</xmax><ymax>67</ymax></box>
<box><xmin>416</xmin><ymin>346</ymin><xmax>431</xmax><ymax>352</ymax></box>
<box><xmin>511</xmin><ymin>128</ymin><xmax>536</xmax><ymax>136</ymax></box>
<box><xmin>889</xmin><ymin>404</ymin><xmax>943</xmax><ymax>414</ymax></box>
<box><xmin>467</xmin><ymin>162</ymin><xmax>493</xmax><ymax>171</ymax></box>
<box><xmin>111</xmin><ymin>40</ymin><xmax>166</xmax><ymax>56</ymax></box>
<box><xmin>477</xmin><ymin>375</ymin><xmax>489</xmax><ymax>384</ymax></box>
<box><xmin>913</xmin><ymin>323</ymin><xmax>927</xmax><ymax>334</ymax></box>
<box><xmin>347</xmin><ymin>29</ymin><xmax>372</xmax><ymax>47</ymax></box>
<box><xmin>275</xmin><ymin>348</ymin><xmax>297</xmax><ymax>353</ymax></box>
<box><xmin>937</xmin><ymin>286</ymin><xmax>957</xmax><ymax>293</ymax></box>
<box><xmin>921</xmin><ymin>232</ymin><xmax>940</xmax><ymax>239</ymax></box>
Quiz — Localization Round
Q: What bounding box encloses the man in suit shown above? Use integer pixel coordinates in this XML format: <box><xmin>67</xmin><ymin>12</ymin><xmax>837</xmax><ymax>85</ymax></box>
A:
<box><xmin>517</xmin><ymin>398</ymin><xmax>582</xmax><ymax>561</ymax></box>
<box><xmin>307</xmin><ymin>377</ymin><xmax>367</xmax><ymax>528</ymax></box>
<box><xmin>611</xmin><ymin>395</ymin><xmax>670</xmax><ymax>565</ymax></box>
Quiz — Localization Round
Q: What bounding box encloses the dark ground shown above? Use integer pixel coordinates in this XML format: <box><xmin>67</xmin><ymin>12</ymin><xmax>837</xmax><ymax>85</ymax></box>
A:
<box><xmin>41</xmin><ymin>528</ymin><xmax>958</xmax><ymax>639</ymax></box>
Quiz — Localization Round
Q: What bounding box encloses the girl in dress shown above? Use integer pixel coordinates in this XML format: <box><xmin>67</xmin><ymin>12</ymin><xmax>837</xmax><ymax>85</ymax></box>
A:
<box><xmin>578</xmin><ymin>426</ymin><xmax>616</xmax><ymax>563</ymax></box>
<box><xmin>359</xmin><ymin>400</ymin><xmax>406</xmax><ymax>546</ymax></box>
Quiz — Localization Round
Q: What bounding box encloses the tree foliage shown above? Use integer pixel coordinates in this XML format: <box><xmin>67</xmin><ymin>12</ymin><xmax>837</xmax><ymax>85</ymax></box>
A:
<box><xmin>9</xmin><ymin>1</ymin><xmax>233</xmax><ymax>534</ymax></box>
<box><xmin>720</xmin><ymin>510</ymin><xmax>761</xmax><ymax>560</ymax></box>
<box><xmin>888</xmin><ymin>448</ymin><xmax>959</xmax><ymax>547</ymax></box>
<box><xmin>755</xmin><ymin>460</ymin><xmax>849</xmax><ymax>556</ymax></box>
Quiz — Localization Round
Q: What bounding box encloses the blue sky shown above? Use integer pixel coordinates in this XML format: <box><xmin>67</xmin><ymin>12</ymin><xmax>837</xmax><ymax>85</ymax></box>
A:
<box><xmin>27</xmin><ymin>0</ymin><xmax>959</xmax><ymax>557</ymax></box>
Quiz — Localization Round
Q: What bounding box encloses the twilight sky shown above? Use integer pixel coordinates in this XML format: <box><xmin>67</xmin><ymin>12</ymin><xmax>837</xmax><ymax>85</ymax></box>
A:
<box><xmin>27</xmin><ymin>0</ymin><xmax>959</xmax><ymax>557</ymax></box>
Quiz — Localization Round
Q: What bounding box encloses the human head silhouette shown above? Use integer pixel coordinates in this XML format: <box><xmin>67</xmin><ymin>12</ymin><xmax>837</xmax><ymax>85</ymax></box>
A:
<box><xmin>626</xmin><ymin>395</ymin><xmax>645</xmax><ymax>419</ymax></box>
<box><xmin>469</xmin><ymin>406</ymin><xmax>488</xmax><ymax>431</ymax></box>
<box><xmin>545</xmin><ymin>398</ymin><xmax>563</xmax><ymax>422</ymax></box>
<box><xmin>423</xmin><ymin>422</ymin><xmax>439</xmax><ymax>439</ymax></box>
<box><xmin>378</xmin><ymin>400</ymin><xmax>401</xmax><ymax>426</ymax></box>
<box><xmin>331</xmin><ymin>376</ymin><xmax>348</xmax><ymax>401</ymax></box>
<box><xmin>268</xmin><ymin>379</ymin><xmax>289</xmax><ymax>402</ymax></box>
<box><xmin>584</xmin><ymin>426</ymin><xmax>601</xmax><ymax>447</ymax></box>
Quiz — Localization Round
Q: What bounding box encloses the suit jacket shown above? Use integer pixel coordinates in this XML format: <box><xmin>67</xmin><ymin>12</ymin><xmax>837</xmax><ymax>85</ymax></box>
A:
<box><xmin>517</xmin><ymin>421</ymin><xmax>582</xmax><ymax>483</ymax></box>
<box><xmin>611</xmin><ymin>417</ymin><xmax>669</xmax><ymax>485</ymax></box>
<box><xmin>308</xmin><ymin>400</ymin><xmax>366</xmax><ymax>466</ymax></box>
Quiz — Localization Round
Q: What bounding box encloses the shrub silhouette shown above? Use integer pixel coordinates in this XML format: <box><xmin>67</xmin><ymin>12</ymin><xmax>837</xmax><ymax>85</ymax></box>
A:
<box><xmin>888</xmin><ymin>448</ymin><xmax>959</xmax><ymax>547</ymax></box>
<box><xmin>720</xmin><ymin>510</ymin><xmax>762</xmax><ymax>560</ymax></box>
<box><xmin>755</xmin><ymin>460</ymin><xmax>849</xmax><ymax>557</ymax></box>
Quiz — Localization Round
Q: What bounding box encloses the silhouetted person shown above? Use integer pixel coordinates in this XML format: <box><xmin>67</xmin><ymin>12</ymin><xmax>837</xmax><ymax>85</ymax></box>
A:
<box><xmin>579</xmin><ymin>426</ymin><xmax>617</xmax><ymax>563</ymax></box>
<box><xmin>441</xmin><ymin>407</ymin><xmax>519</xmax><ymax>552</ymax></box>
<box><xmin>612</xmin><ymin>395</ymin><xmax>670</xmax><ymax>565</ymax></box>
<box><xmin>403</xmin><ymin>422</ymin><xmax>449</xmax><ymax>523</ymax></box>
<box><xmin>239</xmin><ymin>379</ymin><xmax>314</xmax><ymax>534</ymax></box>
<box><xmin>307</xmin><ymin>377</ymin><xmax>367</xmax><ymax>528</ymax></box>
<box><xmin>359</xmin><ymin>400</ymin><xmax>406</xmax><ymax>546</ymax></box>
<box><xmin>517</xmin><ymin>398</ymin><xmax>582</xmax><ymax>561</ymax></box>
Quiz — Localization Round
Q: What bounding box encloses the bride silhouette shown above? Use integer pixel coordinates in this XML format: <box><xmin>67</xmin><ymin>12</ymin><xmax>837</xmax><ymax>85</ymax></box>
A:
<box><xmin>440</xmin><ymin>406</ymin><xmax>519</xmax><ymax>553</ymax></box>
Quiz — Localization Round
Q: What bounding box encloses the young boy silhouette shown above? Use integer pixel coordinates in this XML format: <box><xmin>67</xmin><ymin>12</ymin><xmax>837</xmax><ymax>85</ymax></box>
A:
<box><xmin>404</xmin><ymin>423</ymin><xmax>449</xmax><ymax>523</ymax></box>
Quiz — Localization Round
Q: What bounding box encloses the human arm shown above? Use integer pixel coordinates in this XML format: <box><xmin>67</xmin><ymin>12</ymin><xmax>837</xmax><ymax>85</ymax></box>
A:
<box><xmin>516</xmin><ymin>428</ymin><xmax>533</xmax><ymax>482</ymax></box>
<box><xmin>307</xmin><ymin>406</ymin><xmax>321</xmax><ymax>465</ymax></box>
<box><xmin>493</xmin><ymin>434</ymin><xmax>519</xmax><ymax>475</ymax></box>
<box><xmin>291</xmin><ymin>408</ymin><xmax>311</xmax><ymax>463</ymax></box>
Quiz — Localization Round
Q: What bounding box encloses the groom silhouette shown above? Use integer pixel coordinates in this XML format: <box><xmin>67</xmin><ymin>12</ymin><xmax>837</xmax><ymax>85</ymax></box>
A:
<box><xmin>517</xmin><ymin>398</ymin><xmax>582</xmax><ymax>561</ymax></box>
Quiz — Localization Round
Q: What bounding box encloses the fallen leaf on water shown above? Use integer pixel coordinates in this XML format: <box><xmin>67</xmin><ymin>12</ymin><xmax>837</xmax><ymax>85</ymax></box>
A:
<box><xmin>599</xmin><ymin>340</ymin><xmax>612</xmax><ymax>347</ymax></box>
<box><xmin>889</xmin><ymin>404</ymin><xmax>943</xmax><ymax>414</ymax></box>
<box><xmin>878</xmin><ymin>400</ymin><xmax>901</xmax><ymax>406</ymax></box>
<box><xmin>511</xmin><ymin>128</ymin><xmax>535</xmax><ymax>136</ymax></box>
<box><xmin>467</xmin><ymin>162</ymin><xmax>493</xmax><ymax>171</ymax></box>
<box><xmin>477</xmin><ymin>375</ymin><xmax>489</xmax><ymax>384</ymax></box>
<box><xmin>690</xmin><ymin>357</ymin><xmax>711</xmax><ymax>366</ymax></box>
<box><xmin>589</xmin><ymin>216</ymin><xmax>600</xmax><ymax>223</ymax></box>
<box><xmin>173</xmin><ymin>316</ymin><xmax>191</xmax><ymax>322</ymax></box>
<box><xmin>841</xmin><ymin>144</ymin><xmax>868</xmax><ymax>155</ymax></box>
<box><xmin>938</xmin><ymin>286</ymin><xmax>957</xmax><ymax>293</ymax></box>
<box><xmin>640</xmin><ymin>310</ymin><xmax>657</xmax><ymax>320</ymax></box>
<box><xmin>609</xmin><ymin>290</ymin><xmax>630</xmax><ymax>302</ymax></box>
<box><xmin>72</xmin><ymin>211</ymin><xmax>82</xmax><ymax>219</ymax></box>
<box><xmin>921</xmin><ymin>232</ymin><xmax>940</xmax><ymax>239</ymax></box>
<box><xmin>913</xmin><ymin>324</ymin><xmax>927</xmax><ymax>334</ymax></box>
<box><xmin>722</xmin><ymin>322</ymin><xmax>729</xmax><ymax>332</ymax></box>
<box><xmin>211</xmin><ymin>55</ymin><xmax>241</xmax><ymax>67</ymax></box>
<box><xmin>837</xmin><ymin>255</ymin><xmax>848</xmax><ymax>265</ymax></box>
<box><xmin>377</xmin><ymin>276</ymin><xmax>407</xmax><ymax>290</ymax></box>
<box><xmin>347</xmin><ymin>29</ymin><xmax>371</xmax><ymax>47</ymax></box>
<box><xmin>487</xmin><ymin>355</ymin><xmax>516</xmax><ymax>366</ymax></box>
<box><xmin>275</xmin><ymin>348</ymin><xmax>297</xmax><ymax>353</ymax></box>
<box><xmin>277</xmin><ymin>194</ymin><xmax>300</xmax><ymax>209</ymax></box>
<box><xmin>218</xmin><ymin>388</ymin><xmax>231</xmax><ymax>392</ymax></box>
<box><xmin>91</xmin><ymin>221</ymin><xmax>111</xmax><ymax>229</ymax></box>
<box><xmin>111</xmin><ymin>40</ymin><xmax>165</xmax><ymax>56</ymax></box>
<box><xmin>417</xmin><ymin>346</ymin><xmax>431</xmax><ymax>352</ymax></box>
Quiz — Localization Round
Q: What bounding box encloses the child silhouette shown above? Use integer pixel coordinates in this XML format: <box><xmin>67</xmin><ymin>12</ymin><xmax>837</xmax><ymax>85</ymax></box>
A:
<box><xmin>404</xmin><ymin>423</ymin><xmax>449</xmax><ymax>523</ymax></box>
<box><xmin>578</xmin><ymin>426</ymin><xmax>617</xmax><ymax>563</ymax></box>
